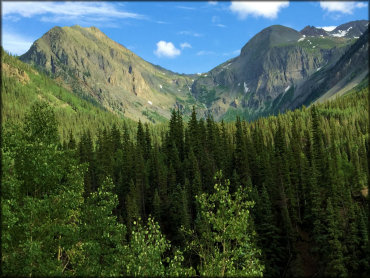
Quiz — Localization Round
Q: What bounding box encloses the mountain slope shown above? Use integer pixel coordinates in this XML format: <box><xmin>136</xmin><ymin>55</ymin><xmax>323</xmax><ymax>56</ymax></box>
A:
<box><xmin>191</xmin><ymin>24</ymin><xmax>358</xmax><ymax>120</ymax></box>
<box><xmin>20</xmin><ymin>25</ymin><xmax>203</xmax><ymax>122</ymax></box>
<box><xmin>286</xmin><ymin>27</ymin><xmax>368</xmax><ymax>109</ymax></box>
<box><xmin>329</xmin><ymin>20</ymin><xmax>369</xmax><ymax>38</ymax></box>
<box><xmin>2</xmin><ymin>48</ymin><xmax>139</xmax><ymax>141</ymax></box>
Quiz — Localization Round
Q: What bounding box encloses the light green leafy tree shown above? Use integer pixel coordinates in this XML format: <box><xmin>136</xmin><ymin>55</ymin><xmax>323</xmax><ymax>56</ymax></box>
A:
<box><xmin>76</xmin><ymin>177</ymin><xmax>126</xmax><ymax>277</ymax></box>
<box><xmin>123</xmin><ymin>217</ymin><xmax>195</xmax><ymax>277</ymax></box>
<box><xmin>184</xmin><ymin>171</ymin><xmax>264</xmax><ymax>277</ymax></box>
<box><xmin>1</xmin><ymin>102</ymin><xmax>86</xmax><ymax>277</ymax></box>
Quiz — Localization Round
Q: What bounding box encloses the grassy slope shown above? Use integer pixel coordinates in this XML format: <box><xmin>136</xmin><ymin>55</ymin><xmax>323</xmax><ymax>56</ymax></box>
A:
<box><xmin>2</xmin><ymin>49</ymin><xmax>142</xmax><ymax>142</ymax></box>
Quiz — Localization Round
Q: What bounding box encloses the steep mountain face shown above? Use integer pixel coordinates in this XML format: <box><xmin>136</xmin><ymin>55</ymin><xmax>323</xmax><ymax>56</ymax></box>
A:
<box><xmin>286</xmin><ymin>27</ymin><xmax>369</xmax><ymax>109</ymax></box>
<box><xmin>20</xmin><ymin>25</ymin><xmax>202</xmax><ymax>122</ymax></box>
<box><xmin>191</xmin><ymin>24</ymin><xmax>358</xmax><ymax>120</ymax></box>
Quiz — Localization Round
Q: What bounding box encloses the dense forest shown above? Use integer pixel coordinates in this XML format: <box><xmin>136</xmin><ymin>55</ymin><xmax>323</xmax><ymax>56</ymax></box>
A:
<box><xmin>2</xmin><ymin>61</ymin><xmax>369</xmax><ymax>278</ymax></box>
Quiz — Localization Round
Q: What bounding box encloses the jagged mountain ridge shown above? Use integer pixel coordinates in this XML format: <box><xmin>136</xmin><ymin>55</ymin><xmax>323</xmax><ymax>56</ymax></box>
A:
<box><xmin>191</xmin><ymin>20</ymin><xmax>368</xmax><ymax>120</ymax></box>
<box><xmin>300</xmin><ymin>20</ymin><xmax>368</xmax><ymax>38</ymax></box>
<box><xmin>20</xmin><ymin>20</ymin><xmax>368</xmax><ymax>122</ymax></box>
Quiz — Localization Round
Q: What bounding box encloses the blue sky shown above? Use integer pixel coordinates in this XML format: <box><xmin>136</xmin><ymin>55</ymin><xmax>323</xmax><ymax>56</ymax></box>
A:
<box><xmin>2</xmin><ymin>1</ymin><xmax>368</xmax><ymax>74</ymax></box>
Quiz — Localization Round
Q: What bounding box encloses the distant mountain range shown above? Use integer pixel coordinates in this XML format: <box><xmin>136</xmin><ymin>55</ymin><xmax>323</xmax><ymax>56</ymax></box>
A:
<box><xmin>19</xmin><ymin>20</ymin><xmax>369</xmax><ymax>122</ymax></box>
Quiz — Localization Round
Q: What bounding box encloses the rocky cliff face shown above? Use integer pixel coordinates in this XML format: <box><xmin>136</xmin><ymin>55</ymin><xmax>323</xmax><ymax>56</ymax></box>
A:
<box><xmin>287</xmin><ymin>27</ymin><xmax>369</xmax><ymax>109</ymax></box>
<box><xmin>191</xmin><ymin>23</ymin><xmax>364</xmax><ymax>120</ymax></box>
<box><xmin>20</xmin><ymin>25</ymin><xmax>202</xmax><ymax>122</ymax></box>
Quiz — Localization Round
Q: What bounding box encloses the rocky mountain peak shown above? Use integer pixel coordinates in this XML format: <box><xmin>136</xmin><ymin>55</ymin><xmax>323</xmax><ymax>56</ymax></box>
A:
<box><xmin>240</xmin><ymin>25</ymin><xmax>301</xmax><ymax>57</ymax></box>
<box><xmin>300</xmin><ymin>26</ymin><xmax>329</xmax><ymax>37</ymax></box>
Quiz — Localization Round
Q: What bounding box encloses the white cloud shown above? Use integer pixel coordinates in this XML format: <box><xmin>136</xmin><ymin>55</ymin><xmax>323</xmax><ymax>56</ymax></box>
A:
<box><xmin>230</xmin><ymin>1</ymin><xmax>289</xmax><ymax>19</ymax></box>
<box><xmin>197</xmin><ymin>50</ymin><xmax>215</xmax><ymax>56</ymax></box>
<box><xmin>317</xmin><ymin>26</ymin><xmax>337</xmax><ymax>32</ymax></box>
<box><xmin>180</xmin><ymin>42</ymin><xmax>192</xmax><ymax>49</ymax></box>
<box><xmin>208</xmin><ymin>1</ymin><xmax>218</xmax><ymax>5</ymax></box>
<box><xmin>154</xmin><ymin>41</ymin><xmax>181</xmax><ymax>58</ymax></box>
<box><xmin>355</xmin><ymin>2</ymin><xmax>368</xmax><ymax>8</ymax></box>
<box><xmin>319</xmin><ymin>1</ymin><xmax>368</xmax><ymax>14</ymax></box>
<box><xmin>2</xmin><ymin>2</ymin><xmax>145</xmax><ymax>23</ymax></box>
<box><xmin>216</xmin><ymin>24</ymin><xmax>226</xmax><ymax>28</ymax></box>
<box><xmin>2</xmin><ymin>31</ymin><xmax>34</xmax><ymax>55</ymax></box>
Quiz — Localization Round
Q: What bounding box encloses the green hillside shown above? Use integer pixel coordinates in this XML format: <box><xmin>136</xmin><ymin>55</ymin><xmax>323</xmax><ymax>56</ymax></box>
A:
<box><xmin>2</xmin><ymin>48</ymin><xmax>140</xmax><ymax>142</ymax></box>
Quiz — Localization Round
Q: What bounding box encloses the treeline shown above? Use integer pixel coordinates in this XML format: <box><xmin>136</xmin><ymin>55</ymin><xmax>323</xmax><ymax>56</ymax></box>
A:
<box><xmin>2</xmin><ymin>85</ymin><xmax>369</xmax><ymax>276</ymax></box>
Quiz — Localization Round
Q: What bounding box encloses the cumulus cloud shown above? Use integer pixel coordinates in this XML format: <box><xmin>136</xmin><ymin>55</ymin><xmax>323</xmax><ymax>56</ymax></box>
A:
<box><xmin>319</xmin><ymin>1</ymin><xmax>368</xmax><ymax>14</ymax></box>
<box><xmin>230</xmin><ymin>1</ymin><xmax>289</xmax><ymax>19</ymax></box>
<box><xmin>2</xmin><ymin>1</ymin><xmax>145</xmax><ymax>24</ymax></box>
<box><xmin>180</xmin><ymin>42</ymin><xmax>192</xmax><ymax>49</ymax></box>
<box><xmin>2</xmin><ymin>31</ymin><xmax>34</xmax><ymax>55</ymax></box>
<box><xmin>154</xmin><ymin>41</ymin><xmax>181</xmax><ymax>58</ymax></box>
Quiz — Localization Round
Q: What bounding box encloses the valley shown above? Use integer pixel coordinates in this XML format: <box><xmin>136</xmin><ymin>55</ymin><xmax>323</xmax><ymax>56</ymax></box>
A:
<box><xmin>2</xmin><ymin>15</ymin><xmax>369</xmax><ymax>278</ymax></box>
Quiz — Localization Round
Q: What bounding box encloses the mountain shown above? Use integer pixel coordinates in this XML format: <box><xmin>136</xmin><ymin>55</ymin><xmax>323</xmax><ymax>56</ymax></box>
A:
<box><xmin>287</xmin><ymin>27</ymin><xmax>368</xmax><ymax>109</ymax></box>
<box><xmin>328</xmin><ymin>20</ymin><xmax>369</xmax><ymax>38</ymax></box>
<box><xmin>191</xmin><ymin>23</ymin><xmax>365</xmax><ymax>120</ymax></box>
<box><xmin>300</xmin><ymin>20</ymin><xmax>369</xmax><ymax>39</ymax></box>
<box><xmin>300</xmin><ymin>26</ymin><xmax>329</xmax><ymax>37</ymax></box>
<box><xmin>20</xmin><ymin>25</ymin><xmax>203</xmax><ymax>123</ymax></box>
<box><xmin>19</xmin><ymin>21</ymin><xmax>368</xmax><ymax>122</ymax></box>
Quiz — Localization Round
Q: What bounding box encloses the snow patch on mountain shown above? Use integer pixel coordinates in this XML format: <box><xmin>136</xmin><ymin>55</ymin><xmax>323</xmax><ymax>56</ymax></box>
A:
<box><xmin>244</xmin><ymin>82</ymin><xmax>249</xmax><ymax>94</ymax></box>
<box><xmin>331</xmin><ymin>28</ymin><xmax>351</xmax><ymax>37</ymax></box>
